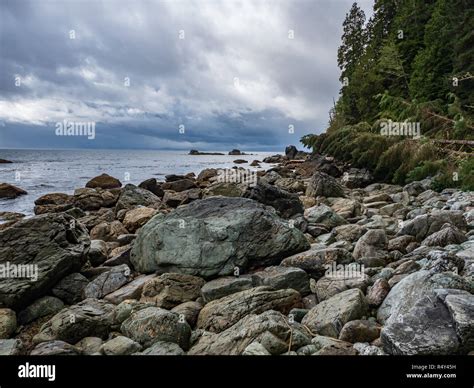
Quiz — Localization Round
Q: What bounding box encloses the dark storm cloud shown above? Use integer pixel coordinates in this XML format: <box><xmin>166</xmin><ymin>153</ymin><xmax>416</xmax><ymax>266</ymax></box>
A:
<box><xmin>0</xmin><ymin>0</ymin><xmax>373</xmax><ymax>150</ymax></box>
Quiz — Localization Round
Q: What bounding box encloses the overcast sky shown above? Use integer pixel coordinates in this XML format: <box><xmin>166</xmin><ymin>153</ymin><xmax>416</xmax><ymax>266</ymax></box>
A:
<box><xmin>0</xmin><ymin>0</ymin><xmax>373</xmax><ymax>151</ymax></box>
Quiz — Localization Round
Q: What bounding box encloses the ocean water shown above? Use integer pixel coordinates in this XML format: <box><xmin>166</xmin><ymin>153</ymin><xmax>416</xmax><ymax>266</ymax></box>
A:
<box><xmin>0</xmin><ymin>149</ymin><xmax>278</xmax><ymax>216</ymax></box>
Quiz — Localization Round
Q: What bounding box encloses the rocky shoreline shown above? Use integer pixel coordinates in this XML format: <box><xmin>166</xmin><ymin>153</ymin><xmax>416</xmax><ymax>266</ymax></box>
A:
<box><xmin>0</xmin><ymin>146</ymin><xmax>473</xmax><ymax>356</ymax></box>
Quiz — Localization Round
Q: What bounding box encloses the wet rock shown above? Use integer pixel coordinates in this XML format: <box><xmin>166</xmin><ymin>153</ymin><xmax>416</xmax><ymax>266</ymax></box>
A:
<box><xmin>73</xmin><ymin>188</ymin><xmax>119</xmax><ymax>211</ymax></box>
<box><xmin>162</xmin><ymin>179</ymin><xmax>196</xmax><ymax>192</ymax></box>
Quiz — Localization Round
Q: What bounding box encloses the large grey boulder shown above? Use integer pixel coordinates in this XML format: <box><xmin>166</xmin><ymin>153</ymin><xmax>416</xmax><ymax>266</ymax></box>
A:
<box><xmin>0</xmin><ymin>213</ymin><xmax>90</xmax><ymax>309</ymax></box>
<box><xmin>130</xmin><ymin>197</ymin><xmax>309</xmax><ymax>278</ymax></box>
<box><xmin>189</xmin><ymin>310</ymin><xmax>311</xmax><ymax>355</ymax></box>
<box><xmin>301</xmin><ymin>289</ymin><xmax>368</xmax><ymax>338</ymax></box>
<box><xmin>197</xmin><ymin>286</ymin><xmax>301</xmax><ymax>333</ymax></box>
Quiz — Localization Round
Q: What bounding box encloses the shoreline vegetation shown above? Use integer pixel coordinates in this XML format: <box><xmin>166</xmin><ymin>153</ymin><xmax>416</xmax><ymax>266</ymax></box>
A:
<box><xmin>0</xmin><ymin>144</ymin><xmax>473</xmax><ymax>356</ymax></box>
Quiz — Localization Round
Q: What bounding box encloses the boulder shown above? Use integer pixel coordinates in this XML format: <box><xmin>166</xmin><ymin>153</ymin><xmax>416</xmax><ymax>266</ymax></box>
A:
<box><xmin>0</xmin><ymin>309</ymin><xmax>16</xmax><ymax>339</ymax></box>
<box><xmin>52</xmin><ymin>273</ymin><xmax>89</xmax><ymax>305</ymax></box>
<box><xmin>101</xmin><ymin>336</ymin><xmax>142</xmax><ymax>355</ymax></box>
<box><xmin>304</xmin><ymin>204</ymin><xmax>347</xmax><ymax>228</ymax></box>
<box><xmin>421</xmin><ymin>224</ymin><xmax>467</xmax><ymax>247</ymax></box>
<box><xmin>162</xmin><ymin>188</ymin><xmax>202</xmax><ymax>207</ymax></box>
<box><xmin>104</xmin><ymin>274</ymin><xmax>156</xmax><ymax>304</ymax></box>
<box><xmin>202</xmin><ymin>182</ymin><xmax>246</xmax><ymax>198</ymax></box>
<box><xmin>243</xmin><ymin>181</ymin><xmax>304</xmax><ymax>218</ymax></box>
<box><xmin>0</xmin><ymin>183</ymin><xmax>27</xmax><ymax>199</ymax></box>
<box><xmin>73</xmin><ymin>188</ymin><xmax>118</xmax><ymax>211</ymax></box>
<box><xmin>115</xmin><ymin>184</ymin><xmax>160</xmax><ymax>213</ymax></box>
<box><xmin>301</xmin><ymin>289</ymin><xmax>368</xmax><ymax>338</ymax></box>
<box><xmin>201</xmin><ymin>276</ymin><xmax>254</xmax><ymax>303</ymax></box>
<box><xmin>136</xmin><ymin>341</ymin><xmax>185</xmax><ymax>355</ymax></box>
<box><xmin>140</xmin><ymin>273</ymin><xmax>205</xmax><ymax>309</ymax></box>
<box><xmin>377</xmin><ymin>270</ymin><xmax>474</xmax><ymax>324</ymax></box>
<box><xmin>31</xmin><ymin>341</ymin><xmax>80</xmax><ymax>356</ymax></box>
<box><xmin>314</xmin><ymin>272</ymin><xmax>370</xmax><ymax>302</ymax></box>
<box><xmin>189</xmin><ymin>310</ymin><xmax>311</xmax><ymax>355</ymax></box>
<box><xmin>18</xmin><ymin>296</ymin><xmax>64</xmax><ymax>325</ymax></box>
<box><xmin>366</xmin><ymin>278</ymin><xmax>390</xmax><ymax>307</ymax></box>
<box><xmin>83</xmin><ymin>264</ymin><xmax>132</xmax><ymax>299</ymax></box>
<box><xmin>197</xmin><ymin>286</ymin><xmax>301</xmax><ymax>333</ymax></box>
<box><xmin>338</xmin><ymin>319</ymin><xmax>381</xmax><ymax>343</ymax></box>
<box><xmin>353</xmin><ymin>229</ymin><xmax>388</xmax><ymax>261</ymax></box>
<box><xmin>120</xmin><ymin>307</ymin><xmax>191</xmax><ymax>350</ymax></box>
<box><xmin>75</xmin><ymin>337</ymin><xmax>103</xmax><ymax>355</ymax></box>
<box><xmin>251</xmin><ymin>266</ymin><xmax>310</xmax><ymax>295</ymax></box>
<box><xmin>280</xmin><ymin>246</ymin><xmax>353</xmax><ymax>279</ymax></box>
<box><xmin>88</xmin><ymin>240</ymin><xmax>109</xmax><ymax>266</ymax></box>
<box><xmin>86</xmin><ymin>174</ymin><xmax>122</xmax><ymax>189</ymax></box>
<box><xmin>306</xmin><ymin>172</ymin><xmax>345</xmax><ymax>198</ymax></box>
<box><xmin>138</xmin><ymin>178</ymin><xmax>164</xmax><ymax>197</ymax></box>
<box><xmin>381</xmin><ymin>295</ymin><xmax>460</xmax><ymax>355</ymax></box>
<box><xmin>123</xmin><ymin>207</ymin><xmax>157</xmax><ymax>233</ymax></box>
<box><xmin>397</xmin><ymin>211</ymin><xmax>467</xmax><ymax>242</ymax></box>
<box><xmin>33</xmin><ymin>299</ymin><xmax>117</xmax><ymax>344</ymax></box>
<box><xmin>90</xmin><ymin>220</ymin><xmax>128</xmax><ymax>242</ymax></box>
<box><xmin>171</xmin><ymin>301</ymin><xmax>203</xmax><ymax>327</ymax></box>
<box><xmin>0</xmin><ymin>339</ymin><xmax>23</xmax><ymax>355</ymax></box>
<box><xmin>161</xmin><ymin>179</ymin><xmax>196</xmax><ymax>192</ymax></box>
<box><xmin>0</xmin><ymin>213</ymin><xmax>90</xmax><ymax>309</ymax></box>
<box><xmin>131</xmin><ymin>197</ymin><xmax>309</xmax><ymax>278</ymax></box>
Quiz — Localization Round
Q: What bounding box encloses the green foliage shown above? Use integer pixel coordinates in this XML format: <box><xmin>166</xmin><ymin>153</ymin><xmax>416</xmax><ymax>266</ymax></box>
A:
<box><xmin>301</xmin><ymin>0</ymin><xmax>473</xmax><ymax>190</ymax></box>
